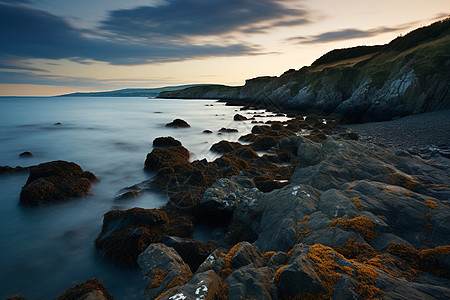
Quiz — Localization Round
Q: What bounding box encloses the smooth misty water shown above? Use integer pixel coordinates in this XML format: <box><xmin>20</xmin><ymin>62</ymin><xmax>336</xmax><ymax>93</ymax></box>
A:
<box><xmin>0</xmin><ymin>97</ymin><xmax>288</xmax><ymax>299</ymax></box>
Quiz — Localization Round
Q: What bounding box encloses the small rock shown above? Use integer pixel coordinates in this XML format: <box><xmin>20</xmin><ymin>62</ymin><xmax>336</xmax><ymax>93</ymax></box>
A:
<box><xmin>233</xmin><ymin>114</ymin><xmax>248</xmax><ymax>121</ymax></box>
<box><xmin>54</xmin><ymin>122</ymin><xmax>62</xmax><ymax>126</ymax></box>
<box><xmin>203</xmin><ymin>130</ymin><xmax>213</xmax><ymax>134</ymax></box>
<box><xmin>19</xmin><ymin>151</ymin><xmax>33</xmax><ymax>158</ymax></box>
<box><xmin>144</xmin><ymin>146</ymin><xmax>190</xmax><ymax>171</ymax></box>
<box><xmin>166</xmin><ymin>119</ymin><xmax>190</xmax><ymax>128</ymax></box>
<box><xmin>219</xmin><ymin>127</ymin><xmax>239</xmax><ymax>133</ymax></box>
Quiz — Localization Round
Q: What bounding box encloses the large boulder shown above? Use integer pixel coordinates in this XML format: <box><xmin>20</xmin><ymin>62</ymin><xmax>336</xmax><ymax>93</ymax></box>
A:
<box><xmin>57</xmin><ymin>278</ymin><xmax>114</xmax><ymax>300</ymax></box>
<box><xmin>95</xmin><ymin>207</ymin><xmax>194</xmax><ymax>267</ymax></box>
<box><xmin>20</xmin><ymin>160</ymin><xmax>98</xmax><ymax>206</ymax></box>
<box><xmin>138</xmin><ymin>243</ymin><xmax>193</xmax><ymax>300</ymax></box>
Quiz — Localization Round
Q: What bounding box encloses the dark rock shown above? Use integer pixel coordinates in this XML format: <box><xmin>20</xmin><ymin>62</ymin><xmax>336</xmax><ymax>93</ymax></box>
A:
<box><xmin>0</xmin><ymin>165</ymin><xmax>28</xmax><ymax>175</ymax></box>
<box><xmin>95</xmin><ymin>207</ymin><xmax>194</xmax><ymax>267</ymax></box>
<box><xmin>54</xmin><ymin>122</ymin><xmax>62</xmax><ymax>126</ymax></box>
<box><xmin>201</xmin><ymin>176</ymin><xmax>261</xmax><ymax>212</ymax></box>
<box><xmin>339</xmin><ymin>132</ymin><xmax>359</xmax><ymax>141</ymax></box>
<box><xmin>226</xmin><ymin>265</ymin><xmax>275</xmax><ymax>300</ymax></box>
<box><xmin>152</xmin><ymin>136</ymin><xmax>182</xmax><ymax>148</ymax></box>
<box><xmin>254</xmin><ymin>175</ymin><xmax>287</xmax><ymax>193</ymax></box>
<box><xmin>210</xmin><ymin>140</ymin><xmax>242</xmax><ymax>154</ymax></box>
<box><xmin>137</xmin><ymin>243</ymin><xmax>192</xmax><ymax>300</ymax></box>
<box><xmin>57</xmin><ymin>278</ymin><xmax>114</xmax><ymax>300</ymax></box>
<box><xmin>233</xmin><ymin>114</ymin><xmax>248</xmax><ymax>121</ymax></box>
<box><xmin>227</xmin><ymin>217</ymin><xmax>259</xmax><ymax>246</ymax></box>
<box><xmin>166</xmin><ymin>119</ymin><xmax>190</xmax><ymax>128</ymax></box>
<box><xmin>219</xmin><ymin>127</ymin><xmax>239</xmax><ymax>133</ymax></box>
<box><xmin>275</xmin><ymin>251</ymin><xmax>325</xmax><ymax>297</ymax></box>
<box><xmin>144</xmin><ymin>146</ymin><xmax>190</xmax><ymax>171</ymax></box>
<box><xmin>160</xmin><ymin>236</ymin><xmax>216</xmax><ymax>273</ymax></box>
<box><xmin>20</xmin><ymin>160</ymin><xmax>98</xmax><ymax>206</ymax></box>
<box><xmin>251</xmin><ymin>135</ymin><xmax>279</xmax><ymax>151</ymax></box>
<box><xmin>203</xmin><ymin>129</ymin><xmax>213</xmax><ymax>134</ymax></box>
<box><xmin>238</xmin><ymin>133</ymin><xmax>256</xmax><ymax>142</ymax></box>
<box><xmin>235</xmin><ymin>147</ymin><xmax>259</xmax><ymax>159</ymax></box>
<box><xmin>252</xmin><ymin>125</ymin><xmax>273</xmax><ymax>135</ymax></box>
<box><xmin>230</xmin><ymin>241</ymin><xmax>264</xmax><ymax>269</ymax></box>
<box><xmin>159</xmin><ymin>270</ymin><xmax>222</xmax><ymax>300</ymax></box>
<box><xmin>19</xmin><ymin>151</ymin><xmax>33</xmax><ymax>158</ymax></box>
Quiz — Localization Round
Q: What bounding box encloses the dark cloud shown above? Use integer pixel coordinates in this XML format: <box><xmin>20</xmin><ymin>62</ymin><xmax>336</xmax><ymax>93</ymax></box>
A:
<box><xmin>0</xmin><ymin>3</ymin><xmax>264</xmax><ymax>66</ymax></box>
<box><xmin>289</xmin><ymin>24</ymin><xmax>413</xmax><ymax>44</ymax></box>
<box><xmin>101</xmin><ymin>0</ymin><xmax>309</xmax><ymax>39</ymax></box>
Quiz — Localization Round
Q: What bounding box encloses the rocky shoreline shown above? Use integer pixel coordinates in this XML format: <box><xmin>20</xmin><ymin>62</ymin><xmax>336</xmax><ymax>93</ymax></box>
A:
<box><xmin>3</xmin><ymin>109</ymin><xmax>450</xmax><ymax>299</ymax></box>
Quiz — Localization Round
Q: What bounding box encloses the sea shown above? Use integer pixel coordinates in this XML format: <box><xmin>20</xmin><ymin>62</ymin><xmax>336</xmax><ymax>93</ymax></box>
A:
<box><xmin>0</xmin><ymin>97</ymin><xmax>289</xmax><ymax>299</ymax></box>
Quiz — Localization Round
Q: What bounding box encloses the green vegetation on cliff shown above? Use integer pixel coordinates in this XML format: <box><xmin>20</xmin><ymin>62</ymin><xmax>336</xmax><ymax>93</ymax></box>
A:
<box><xmin>160</xmin><ymin>18</ymin><xmax>450</xmax><ymax>123</ymax></box>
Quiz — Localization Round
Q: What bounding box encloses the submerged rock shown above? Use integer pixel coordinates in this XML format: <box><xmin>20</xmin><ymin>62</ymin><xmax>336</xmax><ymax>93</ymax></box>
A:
<box><xmin>57</xmin><ymin>278</ymin><xmax>114</xmax><ymax>300</ymax></box>
<box><xmin>19</xmin><ymin>151</ymin><xmax>33</xmax><ymax>158</ymax></box>
<box><xmin>233</xmin><ymin>114</ymin><xmax>248</xmax><ymax>121</ymax></box>
<box><xmin>20</xmin><ymin>160</ymin><xmax>98</xmax><ymax>206</ymax></box>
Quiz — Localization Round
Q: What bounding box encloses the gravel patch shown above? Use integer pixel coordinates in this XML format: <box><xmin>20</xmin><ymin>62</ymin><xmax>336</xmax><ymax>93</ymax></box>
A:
<box><xmin>344</xmin><ymin>110</ymin><xmax>450</xmax><ymax>149</ymax></box>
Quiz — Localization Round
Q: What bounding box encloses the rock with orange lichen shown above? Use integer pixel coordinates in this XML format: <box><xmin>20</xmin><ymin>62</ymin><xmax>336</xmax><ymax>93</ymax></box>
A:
<box><xmin>137</xmin><ymin>243</ymin><xmax>193</xmax><ymax>300</ymax></box>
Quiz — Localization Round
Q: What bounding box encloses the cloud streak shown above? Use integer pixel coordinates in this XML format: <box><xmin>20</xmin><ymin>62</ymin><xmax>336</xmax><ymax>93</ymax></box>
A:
<box><xmin>289</xmin><ymin>24</ymin><xmax>414</xmax><ymax>44</ymax></box>
<box><xmin>0</xmin><ymin>0</ymin><xmax>309</xmax><ymax>68</ymax></box>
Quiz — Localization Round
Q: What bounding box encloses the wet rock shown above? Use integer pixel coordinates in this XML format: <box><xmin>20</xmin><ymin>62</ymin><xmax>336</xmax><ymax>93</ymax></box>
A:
<box><xmin>238</xmin><ymin>133</ymin><xmax>256</xmax><ymax>142</ymax></box>
<box><xmin>219</xmin><ymin>127</ymin><xmax>239</xmax><ymax>133</ymax></box>
<box><xmin>160</xmin><ymin>236</ymin><xmax>217</xmax><ymax>273</ymax></box>
<box><xmin>95</xmin><ymin>207</ymin><xmax>194</xmax><ymax>267</ymax></box>
<box><xmin>251</xmin><ymin>135</ymin><xmax>279</xmax><ymax>151</ymax></box>
<box><xmin>0</xmin><ymin>165</ymin><xmax>28</xmax><ymax>175</ymax></box>
<box><xmin>210</xmin><ymin>140</ymin><xmax>242</xmax><ymax>154</ymax></box>
<box><xmin>19</xmin><ymin>151</ymin><xmax>33</xmax><ymax>158</ymax></box>
<box><xmin>57</xmin><ymin>278</ymin><xmax>114</xmax><ymax>300</ymax></box>
<box><xmin>253</xmin><ymin>175</ymin><xmax>287</xmax><ymax>193</ymax></box>
<box><xmin>152</xmin><ymin>136</ymin><xmax>182</xmax><ymax>148</ymax></box>
<box><xmin>138</xmin><ymin>243</ymin><xmax>192</xmax><ymax>300</ymax></box>
<box><xmin>166</xmin><ymin>119</ymin><xmax>190</xmax><ymax>128</ymax></box>
<box><xmin>54</xmin><ymin>122</ymin><xmax>62</xmax><ymax>126</ymax></box>
<box><xmin>20</xmin><ymin>160</ymin><xmax>98</xmax><ymax>206</ymax></box>
<box><xmin>233</xmin><ymin>114</ymin><xmax>248</xmax><ymax>121</ymax></box>
<box><xmin>144</xmin><ymin>146</ymin><xmax>190</xmax><ymax>171</ymax></box>
<box><xmin>203</xmin><ymin>129</ymin><xmax>213</xmax><ymax>134</ymax></box>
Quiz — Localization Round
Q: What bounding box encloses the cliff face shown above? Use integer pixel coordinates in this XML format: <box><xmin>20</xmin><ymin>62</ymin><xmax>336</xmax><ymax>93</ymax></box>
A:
<box><xmin>160</xmin><ymin>18</ymin><xmax>450</xmax><ymax>123</ymax></box>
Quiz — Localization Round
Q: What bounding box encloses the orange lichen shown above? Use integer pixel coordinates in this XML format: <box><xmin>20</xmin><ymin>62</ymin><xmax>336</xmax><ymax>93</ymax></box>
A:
<box><xmin>387</xmin><ymin>243</ymin><xmax>450</xmax><ymax>278</ymax></box>
<box><xmin>306</xmin><ymin>244</ymin><xmax>352</xmax><ymax>297</ymax></box>
<box><xmin>352</xmin><ymin>197</ymin><xmax>363</xmax><ymax>210</ymax></box>
<box><xmin>273</xmin><ymin>264</ymin><xmax>289</xmax><ymax>284</ymax></box>
<box><xmin>216</xmin><ymin>282</ymin><xmax>229</xmax><ymax>300</ymax></box>
<box><xmin>329</xmin><ymin>216</ymin><xmax>379</xmax><ymax>242</ymax></box>
<box><xmin>167</xmin><ymin>273</ymin><xmax>190</xmax><ymax>289</ymax></box>
<box><xmin>347</xmin><ymin>185</ymin><xmax>355</xmax><ymax>190</ymax></box>
<box><xmin>389</xmin><ymin>173</ymin><xmax>419</xmax><ymax>191</ymax></box>
<box><xmin>335</xmin><ymin>238</ymin><xmax>376</xmax><ymax>261</ymax></box>
<box><xmin>218</xmin><ymin>242</ymin><xmax>242</xmax><ymax>279</ymax></box>
<box><xmin>296</xmin><ymin>226</ymin><xmax>312</xmax><ymax>242</ymax></box>
<box><xmin>424</xmin><ymin>200</ymin><xmax>438</xmax><ymax>210</ymax></box>
<box><xmin>355</xmin><ymin>264</ymin><xmax>384</xmax><ymax>299</ymax></box>
<box><xmin>145</xmin><ymin>269</ymin><xmax>169</xmax><ymax>293</ymax></box>
<box><xmin>262</xmin><ymin>251</ymin><xmax>277</xmax><ymax>261</ymax></box>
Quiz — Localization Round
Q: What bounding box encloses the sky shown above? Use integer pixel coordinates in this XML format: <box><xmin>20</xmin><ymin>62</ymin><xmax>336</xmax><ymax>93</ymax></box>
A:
<box><xmin>0</xmin><ymin>0</ymin><xmax>448</xmax><ymax>96</ymax></box>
